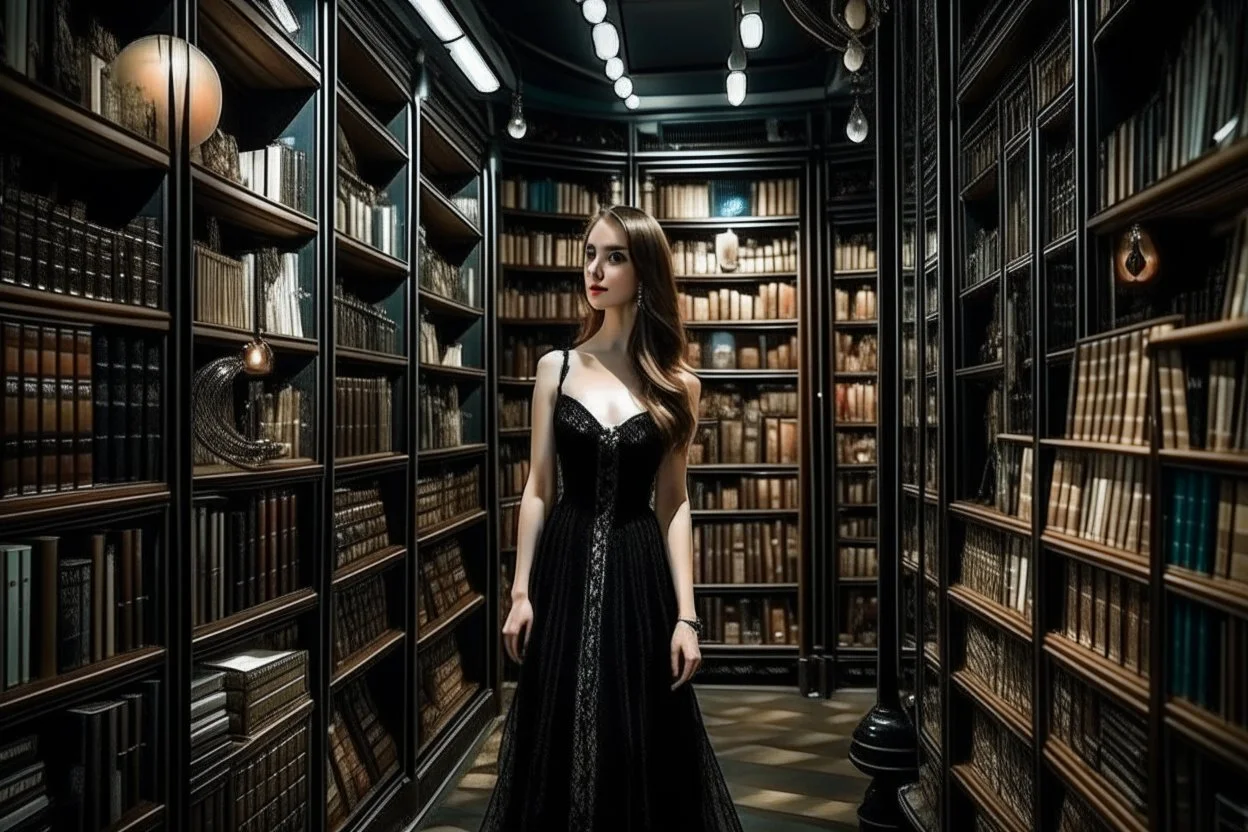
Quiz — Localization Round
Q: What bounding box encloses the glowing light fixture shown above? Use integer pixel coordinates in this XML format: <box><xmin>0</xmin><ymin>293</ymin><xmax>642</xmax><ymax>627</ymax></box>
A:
<box><xmin>111</xmin><ymin>35</ymin><xmax>222</xmax><ymax>148</ymax></box>
<box><xmin>613</xmin><ymin>76</ymin><xmax>633</xmax><ymax>99</ymax></box>
<box><xmin>409</xmin><ymin>0</ymin><xmax>463</xmax><ymax>41</ymax></box>
<box><xmin>624</xmin><ymin>94</ymin><xmax>639</xmax><ymax>109</ymax></box>
<box><xmin>739</xmin><ymin>0</ymin><xmax>763</xmax><ymax>49</ymax></box>
<box><xmin>581</xmin><ymin>0</ymin><xmax>607</xmax><ymax>24</ymax></box>
<box><xmin>592</xmin><ymin>21</ymin><xmax>619</xmax><ymax>59</ymax></box>
<box><xmin>446</xmin><ymin>37</ymin><xmax>499</xmax><ymax>92</ymax></box>
<box><xmin>507</xmin><ymin>90</ymin><xmax>527</xmax><ymax>139</ymax></box>
<box><xmin>726</xmin><ymin>70</ymin><xmax>747</xmax><ymax>106</ymax></box>
<box><xmin>605</xmin><ymin>56</ymin><xmax>624</xmax><ymax>80</ymax></box>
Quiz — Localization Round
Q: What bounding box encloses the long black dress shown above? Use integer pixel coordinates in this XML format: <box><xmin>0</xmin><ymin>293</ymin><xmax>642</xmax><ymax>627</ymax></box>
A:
<box><xmin>479</xmin><ymin>349</ymin><xmax>744</xmax><ymax>832</ymax></box>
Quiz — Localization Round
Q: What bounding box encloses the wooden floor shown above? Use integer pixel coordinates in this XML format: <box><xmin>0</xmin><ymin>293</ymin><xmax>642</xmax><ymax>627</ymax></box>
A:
<box><xmin>414</xmin><ymin>685</ymin><xmax>875</xmax><ymax>831</ymax></box>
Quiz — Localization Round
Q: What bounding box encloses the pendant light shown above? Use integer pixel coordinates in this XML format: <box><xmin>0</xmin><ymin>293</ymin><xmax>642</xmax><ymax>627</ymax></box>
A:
<box><xmin>507</xmin><ymin>89</ymin><xmax>527</xmax><ymax>139</ymax></box>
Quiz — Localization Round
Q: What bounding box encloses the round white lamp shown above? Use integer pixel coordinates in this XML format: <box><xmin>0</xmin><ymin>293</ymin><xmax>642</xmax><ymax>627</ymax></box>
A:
<box><xmin>111</xmin><ymin>35</ymin><xmax>222</xmax><ymax>148</ymax></box>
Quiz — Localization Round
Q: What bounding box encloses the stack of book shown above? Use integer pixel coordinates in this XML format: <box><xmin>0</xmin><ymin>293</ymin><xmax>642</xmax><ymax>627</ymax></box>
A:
<box><xmin>189</xmin><ymin>670</ymin><xmax>230</xmax><ymax>776</ymax></box>
<box><xmin>334</xmin><ymin>377</ymin><xmax>394</xmax><ymax>458</ymax></box>
<box><xmin>200</xmin><ymin>648</ymin><xmax>309</xmax><ymax>739</ymax></box>
<box><xmin>415</xmin><ymin>466</ymin><xmax>480</xmax><ymax>531</ymax></box>
<box><xmin>417</xmin><ymin>538</ymin><xmax>475</xmax><ymax>626</ymax></box>
<box><xmin>333</xmin><ymin>483</ymin><xmax>393</xmax><ymax>571</ymax></box>
<box><xmin>0</xmin><ymin>735</ymin><xmax>48</xmax><ymax>831</ymax></box>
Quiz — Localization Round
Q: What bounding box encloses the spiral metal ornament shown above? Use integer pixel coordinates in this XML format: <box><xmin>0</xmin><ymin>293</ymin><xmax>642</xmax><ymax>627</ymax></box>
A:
<box><xmin>192</xmin><ymin>353</ymin><xmax>286</xmax><ymax>469</ymax></box>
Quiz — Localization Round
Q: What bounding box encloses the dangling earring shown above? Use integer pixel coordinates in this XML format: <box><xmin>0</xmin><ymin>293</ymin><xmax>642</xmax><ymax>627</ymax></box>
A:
<box><xmin>635</xmin><ymin>283</ymin><xmax>644</xmax><ymax>309</ymax></box>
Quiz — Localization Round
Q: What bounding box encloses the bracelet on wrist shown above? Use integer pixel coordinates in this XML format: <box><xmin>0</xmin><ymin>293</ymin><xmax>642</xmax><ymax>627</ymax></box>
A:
<box><xmin>677</xmin><ymin>617</ymin><xmax>703</xmax><ymax>637</ymax></box>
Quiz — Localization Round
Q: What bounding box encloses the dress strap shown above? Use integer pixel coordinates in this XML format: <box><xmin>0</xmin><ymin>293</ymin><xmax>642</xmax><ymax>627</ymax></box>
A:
<box><xmin>557</xmin><ymin>348</ymin><xmax>571</xmax><ymax>394</ymax></box>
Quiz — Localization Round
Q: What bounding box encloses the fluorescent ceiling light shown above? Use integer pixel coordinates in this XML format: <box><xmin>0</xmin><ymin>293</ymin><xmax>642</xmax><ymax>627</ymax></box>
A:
<box><xmin>410</xmin><ymin>0</ymin><xmax>463</xmax><ymax>42</ymax></box>
<box><xmin>581</xmin><ymin>0</ymin><xmax>607</xmax><ymax>24</ymax></box>
<box><xmin>605</xmin><ymin>57</ymin><xmax>624</xmax><ymax>80</ymax></box>
<box><xmin>624</xmin><ymin>94</ymin><xmax>639</xmax><ymax>109</ymax></box>
<box><xmin>592</xmin><ymin>21</ymin><xmax>619</xmax><ymax>60</ymax></box>
<box><xmin>726</xmin><ymin>70</ymin><xmax>746</xmax><ymax>106</ymax></box>
<box><xmin>267</xmin><ymin>0</ymin><xmax>300</xmax><ymax>33</ymax></box>
<box><xmin>447</xmin><ymin>37</ymin><xmax>499</xmax><ymax>93</ymax></box>
<box><xmin>614</xmin><ymin>76</ymin><xmax>633</xmax><ymax>98</ymax></box>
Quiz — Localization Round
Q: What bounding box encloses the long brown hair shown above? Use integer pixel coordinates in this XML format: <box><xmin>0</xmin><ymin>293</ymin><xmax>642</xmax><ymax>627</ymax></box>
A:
<box><xmin>574</xmin><ymin>205</ymin><xmax>695</xmax><ymax>453</ymax></box>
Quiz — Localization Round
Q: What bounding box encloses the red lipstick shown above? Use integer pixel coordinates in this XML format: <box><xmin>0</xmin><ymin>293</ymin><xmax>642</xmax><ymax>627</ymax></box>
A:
<box><xmin>589</xmin><ymin>286</ymin><xmax>607</xmax><ymax>295</ymax></box>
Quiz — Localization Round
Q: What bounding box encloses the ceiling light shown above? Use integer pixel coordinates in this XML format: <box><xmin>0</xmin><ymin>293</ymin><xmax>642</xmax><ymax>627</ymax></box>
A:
<box><xmin>447</xmin><ymin>37</ymin><xmax>499</xmax><ymax>93</ymax></box>
<box><xmin>592</xmin><ymin>21</ymin><xmax>619</xmax><ymax>60</ymax></box>
<box><xmin>624</xmin><ymin>94</ymin><xmax>639</xmax><ymax>109</ymax></box>
<box><xmin>613</xmin><ymin>76</ymin><xmax>633</xmax><ymax>98</ymax></box>
<box><xmin>605</xmin><ymin>56</ymin><xmax>624</xmax><ymax>80</ymax></box>
<box><xmin>739</xmin><ymin>0</ymin><xmax>763</xmax><ymax>49</ymax></box>
<box><xmin>409</xmin><ymin>0</ymin><xmax>463</xmax><ymax>42</ymax></box>
<box><xmin>581</xmin><ymin>0</ymin><xmax>606</xmax><ymax>24</ymax></box>
<box><xmin>726</xmin><ymin>70</ymin><xmax>746</xmax><ymax>106</ymax></box>
<box><xmin>507</xmin><ymin>90</ymin><xmax>527</xmax><ymax>139</ymax></box>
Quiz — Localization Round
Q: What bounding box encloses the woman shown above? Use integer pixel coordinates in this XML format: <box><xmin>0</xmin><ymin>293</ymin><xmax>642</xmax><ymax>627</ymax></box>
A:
<box><xmin>479</xmin><ymin>206</ymin><xmax>744</xmax><ymax>831</ymax></box>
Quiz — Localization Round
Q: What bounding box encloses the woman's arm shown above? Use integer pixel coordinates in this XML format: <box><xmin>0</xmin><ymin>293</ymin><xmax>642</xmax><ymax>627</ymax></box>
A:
<box><xmin>502</xmin><ymin>350</ymin><xmax>562</xmax><ymax>663</ymax></box>
<box><xmin>654</xmin><ymin>371</ymin><xmax>702</xmax><ymax>625</ymax></box>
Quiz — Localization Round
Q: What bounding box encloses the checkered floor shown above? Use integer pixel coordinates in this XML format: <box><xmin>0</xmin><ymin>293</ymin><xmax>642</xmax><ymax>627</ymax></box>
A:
<box><xmin>415</xmin><ymin>686</ymin><xmax>875</xmax><ymax>831</ymax></box>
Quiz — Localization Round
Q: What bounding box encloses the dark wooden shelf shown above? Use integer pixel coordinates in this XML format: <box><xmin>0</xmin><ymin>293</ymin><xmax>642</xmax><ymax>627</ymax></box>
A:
<box><xmin>417</xmin><ymin>594</ymin><xmax>486</xmax><ymax>650</ymax></box>
<box><xmin>498</xmin><ymin>495</ymin><xmax>521</xmax><ymax>508</ymax></box>
<box><xmin>335</xmin><ymin>231</ymin><xmax>409</xmax><ymax>280</ymax></box>
<box><xmin>109</xmin><ymin>800</ymin><xmax>166</xmax><ymax>832</ymax></box>
<box><xmin>0</xmin><ymin>646</ymin><xmax>166</xmax><ymax>726</ymax></box>
<box><xmin>418</xmin><ymin>289</ymin><xmax>484</xmax><ymax>319</ymax></box>
<box><xmin>417</xmin><ymin>362</ymin><xmax>487</xmax><ymax>381</ymax></box>
<box><xmin>337</xmin><ymin>17</ymin><xmax>406</xmax><ymax>108</ymax></box>
<box><xmin>693</xmin><ymin>582</ymin><xmax>800</xmax><ymax>592</ymax></box>
<box><xmin>838</xmin><ymin>502</ymin><xmax>878</xmax><ymax>510</ymax></box>
<box><xmin>497</xmin><ymin>317</ymin><xmax>580</xmax><ymax>326</ymax></box>
<box><xmin>498</xmin><ymin>375</ymin><xmax>537</xmax><ymax>385</ymax></box>
<box><xmin>690</xmin><ymin>508</ymin><xmax>799</xmax><ymax>519</ymax></box>
<box><xmin>419</xmin><ymin>176</ymin><xmax>481</xmax><ymax>244</ymax></box>
<box><xmin>658</xmin><ymin>216</ymin><xmax>800</xmax><ymax>230</ymax></box>
<box><xmin>957</xmin><ymin>0</ymin><xmax>1055</xmax><ymax>106</ymax></box>
<box><xmin>331</xmin><ymin>629</ymin><xmax>406</xmax><ymax>690</ymax></box>
<box><xmin>0</xmin><ymin>483</ymin><xmax>169</xmax><ymax>524</ymax></box>
<box><xmin>0</xmin><ymin>68</ymin><xmax>170</xmax><ymax>170</ymax></box>
<box><xmin>1038</xmin><ymin>437</ymin><xmax>1150</xmax><ymax>457</ymax></box>
<box><xmin>498</xmin><ymin>426</ymin><xmax>531</xmax><ymax>437</ymax></box>
<box><xmin>192</xmin><ymin>165</ymin><xmax>318</xmax><ymax>240</ymax></box>
<box><xmin>193</xmin><ymin>459</ymin><xmax>323</xmax><ymax>488</ymax></box>
<box><xmin>1165</xmin><ymin>700</ymin><xmax>1248</xmax><ymax>774</ymax></box>
<box><xmin>192</xmin><ymin>697</ymin><xmax>314</xmax><ymax>793</ymax></box>
<box><xmin>949</xmin><ymin>500</ymin><xmax>1032</xmax><ymax>536</ymax></box>
<box><xmin>333</xmin><ymin>546</ymin><xmax>407</xmax><ymax>588</ymax></box>
<box><xmin>501</xmin><ymin>208</ymin><xmax>592</xmax><ymax>222</ymax></box>
<box><xmin>1043</xmin><ymin>230</ymin><xmax>1078</xmax><ymax>259</ymax></box>
<box><xmin>948</xmin><ymin>584</ymin><xmax>1032</xmax><ymax>642</ymax></box>
<box><xmin>682</xmin><ymin>319</ymin><xmax>799</xmax><ymax>330</ymax></box>
<box><xmin>959</xmin><ymin>274</ymin><xmax>1000</xmax><ymax>299</ymax></box>
<box><xmin>924</xmin><ymin>644</ymin><xmax>941</xmax><ymax>672</ymax></box>
<box><xmin>951</xmin><ymin>764</ymin><xmax>1028</xmax><ymax>832</ymax></box>
<box><xmin>330</xmin><ymin>764</ymin><xmax>403</xmax><ymax>832</ymax></box>
<box><xmin>838</xmin><ymin>577</ymin><xmax>878</xmax><ymax>586</ymax></box>
<box><xmin>675</xmin><ymin>272</ymin><xmax>798</xmax><ymax>283</ymax></box>
<box><xmin>1041</xmin><ymin>530</ymin><xmax>1150</xmax><ymax>582</ymax></box>
<box><xmin>831</xmin><ymin>319</ymin><xmax>879</xmax><ymax>329</ymax></box>
<box><xmin>688</xmin><ymin>463</ymin><xmax>799</xmax><ymax>474</ymax></box>
<box><xmin>415</xmin><ymin>684</ymin><xmax>485</xmax><ymax>760</ymax></box>
<box><xmin>834</xmin><ymin>268</ymin><xmax>878</xmax><ymax>280</ymax></box>
<box><xmin>700</xmin><ymin>643</ymin><xmax>798</xmax><ymax>654</ymax></box>
<box><xmin>337</xmin><ymin>83</ymin><xmax>408</xmax><ymax>168</ymax></box>
<box><xmin>501</xmin><ymin>264</ymin><xmax>583</xmax><ymax>273</ymax></box>
<box><xmin>695</xmin><ymin>369</ymin><xmax>799</xmax><ymax>381</ymax></box>
<box><xmin>1044</xmin><ymin>739</ymin><xmax>1148</xmax><ymax>832</ymax></box>
<box><xmin>194</xmin><ymin>324</ymin><xmax>319</xmax><ymax>356</ymax></box>
<box><xmin>335</xmin><ymin>452</ymin><xmax>408</xmax><ymax>477</ymax></box>
<box><xmin>834</xmin><ymin>370</ymin><xmax>878</xmax><ymax>379</ymax></box>
<box><xmin>1043</xmin><ymin>633</ymin><xmax>1150</xmax><ymax>717</ymax></box>
<box><xmin>1087</xmin><ymin>139</ymin><xmax>1248</xmax><ymax>234</ymax></box>
<box><xmin>960</xmin><ymin>162</ymin><xmax>999</xmax><ymax>202</ymax></box>
<box><xmin>995</xmin><ymin>432</ymin><xmax>1033</xmax><ymax>445</ymax></box>
<box><xmin>955</xmin><ymin>360</ymin><xmax>1005</xmax><ymax>380</ymax></box>
<box><xmin>1164</xmin><ymin>566</ymin><xmax>1248</xmax><ymax>618</ymax></box>
<box><xmin>416</xmin><ymin>509</ymin><xmax>487</xmax><ymax>547</ymax></box>
<box><xmin>192</xmin><ymin>589</ymin><xmax>318</xmax><ymax>653</ymax></box>
<box><xmin>952</xmin><ymin>669</ymin><xmax>1033</xmax><ymax>744</ymax></box>
<box><xmin>1150</xmin><ymin>317</ymin><xmax>1248</xmax><ymax>348</ymax></box>
<box><xmin>417</xmin><ymin>443</ymin><xmax>489</xmax><ymax>462</ymax></box>
<box><xmin>421</xmin><ymin>114</ymin><xmax>478</xmax><ymax>180</ymax></box>
<box><xmin>835</xmin><ymin>421</ymin><xmax>877</xmax><ymax>429</ymax></box>
<box><xmin>1159</xmin><ymin>447</ymin><xmax>1248</xmax><ymax>474</ymax></box>
<box><xmin>336</xmin><ymin>345</ymin><xmax>408</xmax><ymax>369</ymax></box>
<box><xmin>0</xmin><ymin>284</ymin><xmax>171</xmax><ymax>332</ymax></box>
<box><xmin>1005</xmin><ymin>254</ymin><xmax>1031</xmax><ymax>274</ymax></box>
<box><xmin>1037</xmin><ymin>84</ymin><xmax>1075</xmax><ymax>130</ymax></box>
<box><xmin>841</xmin><ymin>462</ymin><xmax>879</xmax><ymax>471</ymax></box>
<box><xmin>1048</xmin><ymin>346</ymin><xmax>1077</xmax><ymax>363</ymax></box>
<box><xmin>198</xmin><ymin>0</ymin><xmax>319</xmax><ymax>89</ymax></box>
<box><xmin>898</xmin><ymin>783</ymin><xmax>937</xmax><ymax>832</ymax></box>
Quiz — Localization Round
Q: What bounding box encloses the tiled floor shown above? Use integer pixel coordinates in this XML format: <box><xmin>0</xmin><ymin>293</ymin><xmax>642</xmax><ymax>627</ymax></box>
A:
<box><xmin>415</xmin><ymin>685</ymin><xmax>874</xmax><ymax>832</ymax></box>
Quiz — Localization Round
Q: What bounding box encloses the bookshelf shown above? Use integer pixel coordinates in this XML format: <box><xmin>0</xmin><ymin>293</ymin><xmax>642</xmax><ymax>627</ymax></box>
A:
<box><xmin>0</xmin><ymin>0</ymin><xmax>496</xmax><ymax>829</ymax></box>
<box><xmin>897</xmin><ymin>0</ymin><xmax>1248</xmax><ymax>828</ymax></box>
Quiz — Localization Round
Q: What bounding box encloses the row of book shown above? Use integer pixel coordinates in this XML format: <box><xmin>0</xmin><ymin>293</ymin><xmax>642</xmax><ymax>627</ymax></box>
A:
<box><xmin>691</xmin><ymin>520</ymin><xmax>800</xmax><ymax>585</ymax></box>
<box><xmin>835</xmin><ymin>332</ymin><xmax>878</xmax><ymax>373</ymax></box>
<box><xmin>498</xmin><ymin>444</ymin><xmax>529</xmax><ymax>504</ymax></box>
<box><xmin>1</xmin><ymin>155</ymin><xmax>162</xmax><ymax>308</ymax></box>
<box><xmin>994</xmin><ymin>443</ymin><xmax>1034</xmax><ymax>520</ymax></box>
<box><xmin>1097</xmin><ymin>0</ymin><xmax>1247</xmax><ymax>210</ymax></box>
<box><xmin>498</xmin><ymin>394</ymin><xmax>530</xmax><ymax>431</ymax></box>
<box><xmin>336</xmin><ymin>171</ymin><xmax>403</xmax><ymax>260</ymax></box>
<box><xmin>839</xmin><ymin>589</ymin><xmax>878</xmax><ymax>648</ymax></box>
<box><xmin>327</xmin><ymin>683</ymin><xmax>400</xmax><ymax>828</ymax></box>
<box><xmin>417</xmin><ymin>383</ymin><xmax>464</xmax><ymax>451</ymax></box>
<box><xmin>1051</xmin><ymin>668</ymin><xmax>1148</xmax><ymax>813</ymax></box>
<box><xmin>1061</xmin><ymin>559</ymin><xmax>1151</xmax><ymax>677</ymax></box>
<box><xmin>838</xmin><ymin>515</ymin><xmax>876</xmax><ymax>538</ymax></box>
<box><xmin>838</xmin><ymin>546</ymin><xmax>878</xmax><ymax>578</ymax></box>
<box><xmin>334</xmin><ymin>377</ymin><xmax>394</xmax><ymax>459</ymax></box>
<box><xmin>418</xmin><ymin>316</ymin><xmax>466</xmax><ymax>369</ymax></box>
<box><xmin>419</xmin><ymin>238</ymin><xmax>478</xmax><ymax>313</ymax></box>
<box><xmin>689</xmin><ymin>413</ymin><xmax>800</xmax><ymax>466</ymax></box>
<box><xmin>203</xmin><ymin>247</ymin><xmax>306</xmax><ymax>338</ymax></box>
<box><xmin>333</xmin><ymin>483</ymin><xmax>395</xmax><ymax>571</ymax></box>
<box><xmin>964</xmin><ymin>121</ymin><xmax>998</xmax><ymax>184</ymax></box>
<box><xmin>960</xmin><ymin>523</ymin><xmax>1033</xmax><ymax>620</ymax></box>
<box><xmin>417</xmin><ymin>538</ymin><xmax>476</xmax><ymax>627</ymax></box>
<box><xmin>679</xmin><ymin>281</ymin><xmax>798</xmax><ymax>323</ymax></box>
<box><xmin>963</xmin><ymin>225</ymin><xmax>1001</xmax><ymax>290</ymax></box>
<box><xmin>1067</xmin><ymin>322</ymin><xmax>1174</xmax><ymax>446</ymax></box>
<box><xmin>1046</xmin><ymin>450</ymin><xmax>1151</xmax><ymax>556</ymax></box>
<box><xmin>670</xmin><ymin>237</ymin><xmax>798</xmax><ymax>276</ymax></box>
<box><xmin>332</xmin><ymin>576</ymin><xmax>392</xmax><ymax>668</ymax></box>
<box><xmin>1160</xmin><ymin>346</ymin><xmax>1248</xmax><ymax>452</ymax></box>
<box><xmin>1170</xmin><ymin>598</ymin><xmax>1246</xmax><ymax>729</ymax></box>
<box><xmin>335</xmin><ymin>284</ymin><xmax>398</xmax><ymax>356</ymax></box>
<box><xmin>833</xmin><ymin>286</ymin><xmax>877</xmax><ymax>322</ymax></box>
<box><xmin>191</xmin><ymin>491</ymin><xmax>300</xmax><ymax>629</ymax></box>
<box><xmin>418</xmin><ymin>636</ymin><xmax>477</xmax><ymax>742</ymax></box>
<box><xmin>498</xmin><ymin>284</ymin><xmax>583</xmax><ymax>321</ymax></box>
<box><xmin>0</xmin><ymin>529</ymin><xmax>148</xmax><ymax>692</ymax></box>
<box><xmin>233</xmin><ymin>140</ymin><xmax>311</xmax><ymax>217</ymax></box>
<box><xmin>688</xmin><ymin>475</ymin><xmax>798</xmax><ymax>511</ymax></box>
<box><xmin>1005</xmin><ymin>155</ymin><xmax>1030</xmax><ymax>262</ymax></box>
<box><xmin>836</xmin><ymin>433</ymin><xmax>876</xmax><ymax>465</ymax></box>
<box><xmin>0</xmin><ymin>680</ymin><xmax>160</xmax><ymax>832</ymax></box>
<box><xmin>639</xmin><ymin>177</ymin><xmax>800</xmax><ymax>219</ymax></box>
<box><xmin>1047</xmin><ymin>136</ymin><xmax>1077</xmax><ymax>243</ymax></box>
<box><xmin>500</xmin><ymin>176</ymin><xmax>612</xmax><ymax>216</ymax></box>
<box><xmin>968</xmin><ymin>706</ymin><xmax>1034</xmax><ymax>829</ymax></box>
<box><xmin>2</xmin><ymin>325</ymin><xmax>161</xmax><ymax>497</ymax></box>
<box><xmin>693</xmin><ymin>595</ymin><xmax>799</xmax><ymax>645</ymax></box>
<box><xmin>1217</xmin><ymin>214</ymin><xmax>1248</xmax><ymax>320</ymax></box>
<box><xmin>964</xmin><ymin>616</ymin><xmax>1033</xmax><ymax>719</ymax></box>
<box><xmin>1036</xmin><ymin>25</ymin><xmax>1072</xmax><ymax>110</ymax></box>
<box><xmin>833</xmin><ymin>233</ymin><xmax>877</xmax><ymax>272</ymax></box>
<box><xmin>1167</xmin><ymin>471</ymin><xmax>1248</xmax><ymax>584</ymax></box>
<box><xmin>416</xmin><ymin>465</ymin><xmax>480</xmax><ymax>532</ymax></box>
<box><xmin>499</xmin><ymin>230</ymin><xmax>585</xmax><ymax>268</ymax></box>
<box><xmin>837</xmin><ymin>471</ymin><xmax>878</xmax><ymax>505</ymax></box>
<box><xmin>687</xmin><ymin>333</ymin><xmax>799</xmax><ymax>372</ymax></box>
<box><xmin>834</xmin><ymin>381</ymin><xmax>878</xmax><ymax>424</ymax></box>
<box><xmin>500</xmin><ymin>336</ymin><xmax>560</xmax><ymax>379</ymax></box>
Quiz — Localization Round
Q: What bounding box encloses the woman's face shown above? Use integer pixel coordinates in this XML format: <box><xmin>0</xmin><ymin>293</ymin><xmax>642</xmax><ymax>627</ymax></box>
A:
<box><xmin>584</xmin><ymin>215</ymin><xmax>639</xmax><ymax>312</ymax></box>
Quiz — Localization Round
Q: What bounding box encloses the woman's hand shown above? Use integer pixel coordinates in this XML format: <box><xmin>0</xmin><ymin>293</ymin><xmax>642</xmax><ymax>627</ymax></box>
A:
<box><xmin>503</xmin><ymin>598</ymin><xmax>534</xmax><ymax>665</ymax></box>
<box><xmin>670</xmin><ymin>622</ymin><xmax>701</xmax><ymax>690</ymax></box>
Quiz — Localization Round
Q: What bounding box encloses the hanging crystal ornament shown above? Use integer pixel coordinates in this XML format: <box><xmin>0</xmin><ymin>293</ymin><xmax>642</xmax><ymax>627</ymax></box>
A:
<box><xmin>1125</xmin><ymin>225</ymin><xmax>1146</xmax><ymax>277</ymax></box>
<box><xmin>846</xmin><ymin>96</ymin><xmax>869</xmax><ymax>143</ymax></box>
<box><xmin>843</xmin><ymin>35</ymin><xmax>865</xmax><ymax>71</ymax></box>
<box><xmin>843</xmin><ymin>0</ymin><xmax>868</xmax><ymax>30</ymax></box>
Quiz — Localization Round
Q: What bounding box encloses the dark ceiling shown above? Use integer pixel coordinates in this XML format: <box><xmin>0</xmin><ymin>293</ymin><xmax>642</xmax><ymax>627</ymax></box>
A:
<box><xmin>474</xmin><ymin>0</ymin><xmax>848</xmax><ymax>115</ymax></box>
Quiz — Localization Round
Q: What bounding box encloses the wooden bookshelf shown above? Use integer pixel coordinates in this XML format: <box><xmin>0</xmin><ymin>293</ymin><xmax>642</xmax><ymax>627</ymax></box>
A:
<box><xmin>191</xmin><ymin>589</ymin><xmax>319</xmax><ymax>652</ymax></box>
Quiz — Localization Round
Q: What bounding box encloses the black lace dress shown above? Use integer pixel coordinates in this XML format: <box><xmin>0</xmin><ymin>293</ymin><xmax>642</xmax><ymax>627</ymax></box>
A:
<box><xmin>479</xmin><ymin>349</ymin><xmax>743</xmax><ymax>832</ymax></box>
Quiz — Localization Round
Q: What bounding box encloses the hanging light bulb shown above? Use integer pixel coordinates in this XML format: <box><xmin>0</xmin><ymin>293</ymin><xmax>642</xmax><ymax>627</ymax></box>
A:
<box><xmin>592</xmin><ymin>21</ymin><xmax>619</xmax><ymax>59</ymax></box>
<box><xmin>843</xmin><ymin>0</ymin><xmax>867</xmax><ymax>31</ymax></box>
<box><xmin>726</xmin><ymin>70</ymin><xmax>747</xmax><ymax>106</ymax></box>
<box><xmin>846</xmin><ymin>97</ymin><xmax>869</xmax><ymax>143</ymax></box>
<box><xmin>581</xmin><ymin>0</ymin><xmax>606</xmax><ymax>24</ymax></box>
<box><xmin>844</xmin><ymin>36</ymin><xmax>865</xmax><ymax>72</ymax></box>
<box><xmin>613</xmin><ymin>76</ymin><xmax>633</xmax><ymax>99</ymax></box>
<box><xmin>739</xmin><ymin>0</ymin><xmax>763</xmax><ymax>49</ymax></box>
<box><xmin>241</xmin><ymin>339</ymin><xmax>274</xmax><ymax>375</ymax></box>
<box><xmin>624</xmin><ymin>93</ymin><xmax>640</xmax><ymax>109</ymax></box>
<box><xmin>605</xmin><ymin>56</ymin><xmax>624</xmax><ymax>80</ymax></box>
<box><xmin>507</xmin><ymin>90</ymin><xmax>527</xmax><ymax>139</ymax></box>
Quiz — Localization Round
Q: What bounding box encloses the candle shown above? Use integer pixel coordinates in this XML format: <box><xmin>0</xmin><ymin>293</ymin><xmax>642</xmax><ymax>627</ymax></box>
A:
<box><xmin>715</xmin><ymin>228</ymin><xmax>739</xmax><ymax>273</ymax></box>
